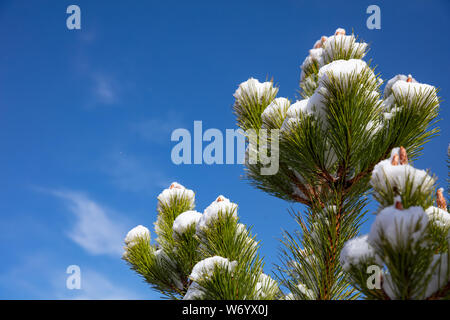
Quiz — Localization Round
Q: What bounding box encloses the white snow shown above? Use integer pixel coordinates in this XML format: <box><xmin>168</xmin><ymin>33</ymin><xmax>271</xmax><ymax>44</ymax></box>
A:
<box><xmin>261</xmin><ymin>97</ymin><xmax>290</xmax><ymax>127</ymax></box>
<box><xmin>183</xmin><ymin>281</ymin><xmax>204</xmax><ymax>300</ymax></box>
<box><xmin>381</xmin><ymin>273</ymin><xmax>396</xmax><ymax>299</ymax></box>
<box><xmin>371</xmin><ymin>161</ymin><xmax>435</xmax><ymax>196</ymax></box>
<box><xmin>286</xmin><ymin>99</ymin><xmax>310</xmax><ymax>119</ymax></box>
<box><xmin>382</xmin><ymin>75</ymin><xmax>438</xmax><ymax>115</ymax></box>
<box><xmin>235</xmin><ymin>223</ymin><xmax>258</xmax><ymax>251</ymax></box>
<box><xmin>295</xmin><ymin>60</ymin><xmax>377</xmax><ymax>129</ymax></box>
<box><xmin>300</xmin><ymin>28</ymin><xmax>367</xmax><ymax>82</ymax></box>
<box><xmin>285</xmin><ymin>283</ymin><xmax>315</xmax><ymax>300</ymax></box>
<box><xmin>422</xmin><ymin>254</ymin><xmax>450</xmax><ymax>299</ymax></box>
<box><xmin>391</xmin><ymin>80</ymin><xmax>437</xmax><ymax>102</ymax></box>
<box><xmin>383</xmin><ymin>74</ymin><xmax>415</xmax><ymax>97</ymax></box>
<box><xmin>371</xmin><ymin>149</ymin><xmax>435</xmax><ymax>197</ymax></box>
<box><xmin>340</xmin><ymin>235</ymin><xmax>381</xmax><ymax>271</ymax></box>
<box><xmin>317</xmin><ymin>59</ymin><xmax>374</xmax><ymax>88</ymax></box>
<box><xmin>282</xmin><ymin>87</ymin><xmax>328</xmax><ymax>128</ymax></box>
<box><xmin>172</xmin><ymin>210</ymin><xmax>202</xmax><ymax>237</ymax></box>
<box><xmin>196</xmin><ymin>196</ymin><xmax>238</xmax><ymax>232</ymax></box>
<box><xmin>306</xmin><ymin>87</ymin><xmax>328</xmax><ymax>116</ymax></box>
<box><xmin>426</xmin><ymin>206</ymin><xmax>450</xmax><ymax>228</ymax></box>
<box><xmin>334</xmin><ymin>28</ymin><xmax>346</xmax><ymax>35</ymax></box>
<box><xmin>368</xmin><ymin>205</ymin><xmax>429</xmax><ymax>249</ymax></box>
<box><xmin>300</xmin><ymin>49</ymin><xmax>325</xmax><ymax>81</ymax></box>
<box><xmin>323</xmin><ymin>34</ymin><xmax>367</xmax><ymax>60</ymax></box>
<box><xmin>309</xmin><ymin>48</ymin><xmax>325</xmax><ymax>64</ymax></box>
<box><xmin>124</xmin><ymin>225</ymin><xmax>150</xmax><ymax>246</ymax></box>
<box><xmin>234</xmin><ymin>78</ymin><xmax>277</xmax><ymax>103</ymax></box>
<box><xmin>383</xmin><ymin>254</ymin><xmax>450</xmax><ymax>299</ymax></box>
<box><xmin>189</xmin><ymin>256</ymin><xmax>238</xmax><ymax>282</ymax></box>
<box><xmin>381</xmin><ymin>94</ymin><xmax>395</xmax><ymax>111</ymax></box>
<box><xmin>382</xmin><ymin>112</ymin><xmax>393</xmax><ymax>121</ymax></box>
<box><xmin>157</xmin><ymin>182</ymin><xmax>195</xmax><ymax>209</ymax></box>
<box><xmin>255</xmin><ymin>273</ymin><xmax>278</xmax><ymax>298</ymax></box>
<box><xmin>281</xmin><ymin>116</ymin><xmax>302</xmax><ymax>133</ymax></box>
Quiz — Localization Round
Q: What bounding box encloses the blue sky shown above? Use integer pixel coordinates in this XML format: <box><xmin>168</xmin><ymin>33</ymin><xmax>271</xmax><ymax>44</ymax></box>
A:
<box><xmin>0</xmin><ymin>0</ymin><xmax>449</xmax><ymax>299</ymax></box>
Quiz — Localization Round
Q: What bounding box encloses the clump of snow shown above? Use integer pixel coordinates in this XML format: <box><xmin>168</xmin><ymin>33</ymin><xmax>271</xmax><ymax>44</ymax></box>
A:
<box><xmin>381</xmin><ymin>94</ymin><xmax>396</xmax><ymax>111</ymax></box>
<box><xmin>255</xmin><ymin>273</ymin><xmax>278</xmax><ymax>298</ymax></box>
<box><xmin>196</xmin><ymin>196</ymin><xmax>238</xmax><ymax>232</ymax></box>
<box><xmin>383</xmin><ymin>254</ymin><xmax>450</xmax><ymax>299</ymax></box>
<box><xmin>340</xmin><ymin>235</ymin><xmax>381</xmax><ymax>271</ymax></box>
<box><xmin>383</xmin><ymin>74</ymin><xmax>416</xmax><ymax>98</ymax></box>
<box><xmin>124</xmin><ymin>225</ymin><xmax>150</xmax><ymax>247</ymax></box>
<box><xmin>381</xmin><ymin>74</ymin><xmax>438</xmax><ymax>120</ymax></box>
<box><xmin>381</xmin><ymin>273</ymin><xmax>396</xmax><ymax>299</ymax></box>
<box><xmin>157</xmin><ymin>182</ymin><xmax>195</xmax><ymax>209</ymax></box>
<box><xmin>281</xmin><ymin>86</ymin><xmax>328</xmax><ymax>130</ymax></box>
<box><xmin>189</xmin><ymin>256</ymin><xmax>238</xmax><ymax>282</ymax></box>
<box><xmin>323</xmin><ymin>34</ymin><xmax>367</xmax><ymax>61</ymax></box>
<box><xmin>289</xmin><ymin>60</ymin><xmax>376</xmax><ymax>131</ymax></box>
<box><xmin>234</xmin><ymin>78</ymin><xmax>277</xmax><ymax>103</ymax></box>
<box><xmin>280</xmin><ymin>116</ymin><xmax>302</xmax><ymax>133</ymax></box>
<box><xmin>422</xmin><ymin>254</ymin><xmax>450</xmax><ymax>299</ymax></box>
<box><xmin>236</xmin><ymin>223</ymin><xmax>247</xmax><ymax>235</ymax></box>
<box><xmin>235</xmin><ymin>223</ymin><xmax>258</xmax><ymax>252</ymax></box>
<box><xmin>261</xmin><ymin>97</ymin><xmax>290</xmax><ymax>127</ymax></box>
<box><xmin>183</xmin><ymin>281</ymin><xmax>204</xmax><ymax>300</ymax></box>
<box><xmin>426</xmin><ymin>206</ymin><xmax>450</xmax><ymax>228</ymax></box>
<box><xmin>368</xmin><ymin>205</ymin><xmax>429</xmax><ymax>249</ymax></box>
<box><xmin>284</xmin><ymin>283</ymin><xmax>315</xmax><ymax>300</ymax></box>
<box><xmin>371</xmin><ymin>149</ymin><xmax>435</xmax><ymax>198</ymax></box>
<box><xmin>313</xmin><ymin>35</ymin><xmax>328</xmax><ymax>49</ymax></box>
<box><xmin>286</xmin><ymin>99</ymin><xmax>310</xmax><ymax>119</ymax></box>
<box><xmin>300</xmin><ymin>28</ymin><xmax>367</xmax><ymax>82</ymax></box>
<box><xmin>306</xmin><ymin>87</ymin><xmax>328</xmax><ymax>117</ymax></box>
<box><xmin>317</xmin><ymin>59</ymin><xmax>375</xmax><ymax>88</ymax></box>
<box><xmin>172</xmin><ymin>210</ymin><xmax>202</xmax><ymax>238</ymax></box>
<box><xmin>382</xmin><ymin>112</ymin><xmax>394</xmax><ymax>121</ymax></box>
<box><xmin>309</xmin><ymin>48</ymin><xmax>325</xmax><ymax>65</ymax></box>
<box><xmin>300</xmin><ymin>48</ymin><xmax>325</xmax><ymax>81</ymax></box>
<box><xmin>371</xmin><ymin>162</ymin><xmax>434</xmax><ymax>195</ymax></box>
<box><xmin>391</xmin><ymin>79</ymin><xmax>437</xmax><ymax>103</ymax></box>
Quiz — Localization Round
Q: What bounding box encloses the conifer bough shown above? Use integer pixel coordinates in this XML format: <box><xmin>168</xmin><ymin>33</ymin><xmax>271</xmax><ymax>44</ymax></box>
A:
<box><xmin>123</xmin><ymin>182</ymin><xmax>279</xmax><ymax>299</ymax></box>
<box><xmin>233</xmin><ymin>27</ymin><xmax>442</xmax><ymax>300</ymax></box>
<box><xmin>124</xmin><ymin>27</ymin><xmax>446</xmax><ymax>300</ymax></box>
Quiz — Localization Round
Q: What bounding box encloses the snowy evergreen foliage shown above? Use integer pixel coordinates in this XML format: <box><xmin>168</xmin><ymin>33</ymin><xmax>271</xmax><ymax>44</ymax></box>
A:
<box><xmin>123</xmin><ymin>183</ymin><xmax>279</xmax><ymax>300</ymax></box>
<box><xmin>233</xmin><ymin>27</ymin><xmax>441</xmax><ymax>300</ymax></box>
<box><xmin>124</xmin><ymin>27</ymin><xmax>445</xmax><ymax>300</ymax></box>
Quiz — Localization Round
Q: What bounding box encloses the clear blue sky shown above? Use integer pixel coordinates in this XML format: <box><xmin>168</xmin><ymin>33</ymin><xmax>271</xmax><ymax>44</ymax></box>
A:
<box><xmin>0</xmin><ymin>0</ymin><xmax>448</xmax><ymax>299</ymax></box>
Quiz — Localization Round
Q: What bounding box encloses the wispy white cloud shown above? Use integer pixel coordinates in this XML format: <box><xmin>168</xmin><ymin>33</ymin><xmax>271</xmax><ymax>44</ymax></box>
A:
<box><xmin>91</xmin><ymin>73</ymin><xmax>119</xmax><ymax>105</ymax></box>
<box><xmin>0</xmin><ymin>252</ymin><xmax>146</xmax><ymax>299</ymax></box>
<box><xmin>50</xmin><ymin>190</ymin><xmax>128</xmax><ymax>257</ymax></box>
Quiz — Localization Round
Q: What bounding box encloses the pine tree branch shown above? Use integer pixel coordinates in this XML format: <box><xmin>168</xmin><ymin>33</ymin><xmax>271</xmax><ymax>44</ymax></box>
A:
<box><xmin>427</xmin><ymin>281</ymin><xmax>450</xmax><ymax>300</ymax></box>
